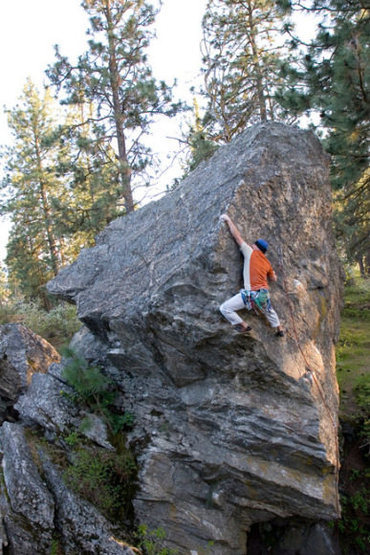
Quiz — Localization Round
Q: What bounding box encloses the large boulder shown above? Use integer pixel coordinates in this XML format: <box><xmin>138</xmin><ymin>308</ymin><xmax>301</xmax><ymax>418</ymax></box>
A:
<box><xmin>47</xmin><ymin>122</ymin><xmax>343</xmax><ymax>553</ymax></box>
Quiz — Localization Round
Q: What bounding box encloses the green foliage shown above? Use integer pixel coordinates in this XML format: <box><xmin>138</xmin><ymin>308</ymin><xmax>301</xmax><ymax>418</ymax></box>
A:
<box><xmin>0</xmin><ymin>301</ymin><xmax>17</xmax><ymax>325</ymax></box>
<box><xmin>47</xmin><ymin>0</ymin><xmax>182</xmax><ymax>213</ymax></box>
<box><xmin>187</xmin><ymin>128</ymin><xmax>218</xmax><ymax>172</ymax></box>
<box><xmin>64</xmin><ymin>430</ymin><xmax>80</xmax><ymax>448</ymax></box>
<box><xmin>337</xmin><ymin>277</ymin><xmax>370</xmax><ymax>419</ymax></box>
<box><xmin>60</xmin><ymin>349</ymin><xmax>137</xmax><ymax>524</ymax></box>
<box><xmin>63</xmin><ymin>444</ymin><xmax>137</xmax><ymax>522</ymax></box>
<box><xmin>0</xmin><ymin>266</ymin><xmax>11</xmax><ymax>305</ymax></box>
<box><xmin>50</xmin><ymin>535</ymin><xmax>63</xmax><ymax>555</ymax></box>
<box><xmin>338</xmin><ymin>486</ymin><xmax>370</xmax><ymax>553</ymax></box>
<box><xmin>0</xmin><ymin>296</ymin><xmax>80</xmax><ymax>349</ymax></box>
<box><xmin>276</xmin><ymin>0</ymin><xmax>370</xmax><ymax>265</ymax></box>
<box><xmin>18</xmin><ymin>300</ymin><xmax>80</xmax><ymax>345</ymax></box>
<box><xmin>1</xmin><ymin>81</ymin><xmax>118</xmax><ymax>305</ymax></box>
<box><xmin>107</xmin><ymin>411</ymin><xmax>135</xmax><ymax>436</ymax></box>
<box><xmin>62</xmin><ymin>348</ymin><xmax>111</xmax><ymax>403</ymax></box>
<box><xmin>48</xmin><ymin>108</ymin><xmax>125</xmax><ymax>250</ymax></box>
<box><xmin>135</xmin><ymin>524</ymin><xmax>178</xmax><ymax>555</ymax></box>
<box><xmin>135</xmin><ymin>524</ymin><xmax>215</xmax><ymax>554</ymax></box>
<box><xmin>335</xmin><ymin>276</ymin><xmax>370</xmax><ymax>552</ymax></box>
<box><xmin>354</xmin><ymin>374</ymin><xmax>370</xmax><ymax>415</ymax></box>
<box><xmin>78</xmin><ymin>416</ymin><xmax>93</xmax><ymax>434</ymax></box>
<box><xmin>1</xmin><ymin>81</ymin><xmax>66</xmax><ymax>299</ymax></box>
<box><xmin>200</xmin><ymin>0</ymin><xmax>293</xmax><ymax>144</ymax></box>
<box><xmin>183</xmin><ymin>98</ymin><xmax>218</xmax><ymax>173</ymax></box>
<box><xmin>354</xmin><ymin>374</ymin><xmax>370</xmax><ymax>451</ymax></box>
<box><xmin>61</xmin><ymin>348</ymin><xmax>134</xmax><ymax>435</ymax></box>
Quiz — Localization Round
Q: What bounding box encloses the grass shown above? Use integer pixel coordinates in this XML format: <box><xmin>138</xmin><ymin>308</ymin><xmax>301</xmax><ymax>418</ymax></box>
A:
<box><xmin>335</xmin><ymin>274</ymin><xmax>370</xmax><ymax>554</ymax></box>
<box><xmin>336</xmin><ymin>276</ymin><xmax>370</xmax><ymax>418</ymax></box>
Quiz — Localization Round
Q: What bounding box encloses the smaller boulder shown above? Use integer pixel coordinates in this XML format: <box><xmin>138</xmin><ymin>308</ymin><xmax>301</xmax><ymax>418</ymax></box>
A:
<box><xmin>0</xmin><ymin>324</ymin><xmax>60</xmax><ymax>421</ymax></box>
<box><xmin>15</xmin><ymin>367</ymin><xmax>79</xmax><ymax>434</ymax></box>
<box><xmin>0</xmin><ymin>422</ymin><xmax>55</xmax><ymax>553</ymax></box>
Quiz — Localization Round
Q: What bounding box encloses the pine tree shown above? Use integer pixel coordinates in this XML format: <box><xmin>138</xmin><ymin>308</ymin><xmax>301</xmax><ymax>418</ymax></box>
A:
<box><xmin>185</xmin><ymin>98</ymin><xmax>218</xmax><ymax>172</ymax></box>
<box><xmin>46</xmin><ymin>0</ymin><xmax>181</xmax><ymax>213</ymax></box>
<box><xmin>0</xmin><ymin>266</ymin><xmax>10</xmax><ymax>307</ymax></box>
<box><xmin>51</xmin><ymin>101</ymin><xmax>123</xmax><ymax>256</ymax></box>
<box><xmin>1</xmin><ymin>80</ymin><xmax>67</xmax><ymax>301</ymax></box>
<box><xmin>1</xmin><ymin>80</ymin><xmax>124</xmax><ymax>302</ymax></box>
<box><xmin>200</xmin><ymin>0</ymin><xmax>291</xmax><ymax>143</ymax></box>
<box><xmin>276</xmin><ymin>0</ymin><xmax>369</xmax><ymax>268</ymax></box>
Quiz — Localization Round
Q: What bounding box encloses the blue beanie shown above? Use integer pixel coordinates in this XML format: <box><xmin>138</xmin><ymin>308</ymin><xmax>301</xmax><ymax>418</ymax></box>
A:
<box><xmin>255</xmin><ymin>239</ymin><xmax>268</xmax><ymax>253</ymax></box>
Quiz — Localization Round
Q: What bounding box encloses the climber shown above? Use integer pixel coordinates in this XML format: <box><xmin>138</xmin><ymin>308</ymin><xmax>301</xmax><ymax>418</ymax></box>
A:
<box><xmin>219</xmin><ymin>214</ymin><xmax>284</xmax><ymax>337</ymax></box>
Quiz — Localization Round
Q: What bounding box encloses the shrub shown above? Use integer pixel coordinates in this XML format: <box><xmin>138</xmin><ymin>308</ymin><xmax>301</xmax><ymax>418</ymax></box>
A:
<box><xmin>136</xmin><ymin>525</ymin><xmax>179</xmax><ymax>555</ymax></box>
<box><xmin>20</xmin><ymin>300</ymin><xmax>80</xmax><ymax>342</ymax></box>
<box><xmin>0</xmin><ymin>297</ymin><xmax>80</xmax><ymax>348</ymax></box>
<box><xmin>60</xmin><ymin>349</ymin><xmax>138</xmax><ymax>523</ymax></box>
<box><xmin>0</xmin><ymin>302</ymin><xmax>18</xmax><ymax>325</ymax></box>
<box><xmin>62</xmin><ymin>347</ymin><xmax>112</xmax><ymax>404</ymax></box>
<box><xmin>61</xmin><ymin>348</ymin><xmax>134</xmax><ymax>435</ymax></box>
<box><xmin>64</xmin><ymin>444</ymin><xmax>137</xmax><ymax>522</ymax></box>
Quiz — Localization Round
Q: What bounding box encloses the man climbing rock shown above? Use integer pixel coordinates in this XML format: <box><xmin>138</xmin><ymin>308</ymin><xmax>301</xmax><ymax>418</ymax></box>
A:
<box><xmin>219</xmin><ymin>214</ymin><xmax>284</xmax><ymax>337</ymax></box>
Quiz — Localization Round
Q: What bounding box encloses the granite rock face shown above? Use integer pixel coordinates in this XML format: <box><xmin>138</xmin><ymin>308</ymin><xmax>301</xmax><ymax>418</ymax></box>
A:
<box><xmin>47</xmin><ymin>122</ymin><xmax>342</xmax><ymax>553</ymax></box>
<box><xmin>0</xmin><ymin>422</ymin><xmax>55</xmax><ymax>553</ymax></box>
<box><xmin>0</xmin><ymin>333</ymin><xmax>136</xmax><ymax>554</ymax></box>
<box><xmin>39</xmin><ymin>453</ymin><xmax>135</xmax><ymax>554</ymax></box>
<box><xmin>0</xmin><ymin>323</ymin><xmax>60</xmax><ymax>420</ymax></box>
<box><xmin>0</xmin><ymin>422</ymin><xmax>135</xmax><ymax>554</ymax></box>
<box><xmin>14</xmin><ymin>363</ymin><xmax>80</xmax><ymax>434</ymax></box>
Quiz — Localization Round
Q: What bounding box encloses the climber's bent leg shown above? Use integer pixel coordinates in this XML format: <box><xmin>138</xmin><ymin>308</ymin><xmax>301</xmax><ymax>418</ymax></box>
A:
<box><xmin>220</xmin><ymin>293</ymin><xmax>246</xmax><ymax>326</ymax></box>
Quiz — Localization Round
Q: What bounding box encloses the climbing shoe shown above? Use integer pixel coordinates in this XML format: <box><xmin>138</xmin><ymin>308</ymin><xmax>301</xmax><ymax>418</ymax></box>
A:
<box><xmin>233</xmin><ymin>323</ymin><xmax>252</xmax><ymax>334</ymax></box>
<box><xmin>275</xmin><ymin>330</ymin><xmax>284</xmax><ymax>337</ymax></box>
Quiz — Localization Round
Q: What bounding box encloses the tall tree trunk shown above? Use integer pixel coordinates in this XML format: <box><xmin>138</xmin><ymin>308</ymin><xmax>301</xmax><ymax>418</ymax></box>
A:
<box><xmin>357</xmin><ymin>256</ymin><xmax>365</xmax><ymax>278</ymax></box>
<box><xmin>105</xmin><ymin>0</ymin><xmax>135</xmax><ymax>213</ymax></box>
<box><xmin>34</xmin><ymin>136</ymin><xmax>60</xmax><ymax>276</ymax></box>
<box><xmin>247</xmin><ymin>1</ymin><xmax>267</xmax><ymax>121</ymax></box>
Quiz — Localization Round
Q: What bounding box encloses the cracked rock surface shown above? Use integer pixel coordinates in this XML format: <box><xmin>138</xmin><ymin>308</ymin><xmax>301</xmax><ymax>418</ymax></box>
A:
<box><xmin>0</xmin><ymin>422</ymin><xmax>135</xmax><ymax>554</ymax></box>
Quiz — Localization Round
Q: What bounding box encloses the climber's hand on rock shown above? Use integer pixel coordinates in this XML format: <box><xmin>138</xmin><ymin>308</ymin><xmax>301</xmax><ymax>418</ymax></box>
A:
<box><xmin>220</xmin><ymin>214</ymin><xmax>230</xmax><ymax>223</ymax></box>
<box><xmin>270</xmin><ymin>270</ymin><xmax>278</xmax><ymax>282</ymax></box>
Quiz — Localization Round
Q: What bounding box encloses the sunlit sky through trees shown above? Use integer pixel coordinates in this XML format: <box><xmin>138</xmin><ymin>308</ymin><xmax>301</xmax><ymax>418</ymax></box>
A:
<box><xmin>0</xmin><ymin>0</ymin><xmax>316</xmax><ymax>262</ymax></box>
<box><xmin>0</xmin><ymin>0</ymin><xmax>209</xmax><ymax>260</ymax></box>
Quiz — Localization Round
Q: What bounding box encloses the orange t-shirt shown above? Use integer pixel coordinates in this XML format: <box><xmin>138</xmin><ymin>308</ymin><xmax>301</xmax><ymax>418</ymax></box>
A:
<box><xmin>240</xmin><ymin>242</ymin><xmax>274</xmax><ymax>290</ymax></box>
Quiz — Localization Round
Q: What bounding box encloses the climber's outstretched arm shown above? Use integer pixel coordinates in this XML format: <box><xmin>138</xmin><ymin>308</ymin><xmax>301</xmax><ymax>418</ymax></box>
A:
<box><xmin>220</xmin><ymin>214</ymin><xmax>245</xmax><ymax>247</ymax></box>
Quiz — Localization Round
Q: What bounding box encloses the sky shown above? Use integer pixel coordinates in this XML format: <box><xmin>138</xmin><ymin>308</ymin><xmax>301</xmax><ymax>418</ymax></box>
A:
<box><xmin>0</xmin><ymin>1</ymin><xmax>317</xmax><ymax>264</ymax></box>
<box><xmin>0</xmin><ymin>0</ymin><xmax>208</xmax><ymax>262</ymax></box>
